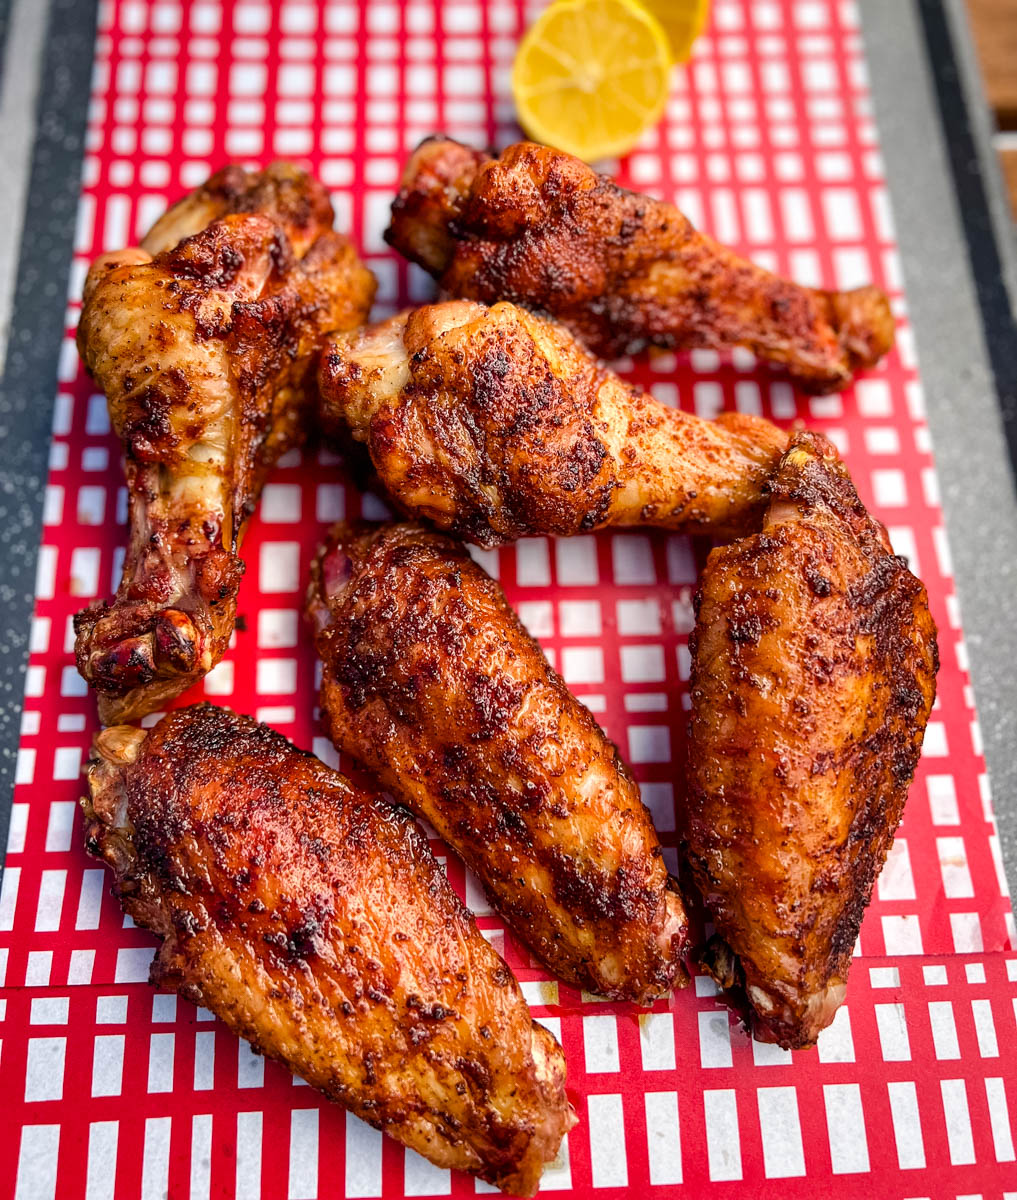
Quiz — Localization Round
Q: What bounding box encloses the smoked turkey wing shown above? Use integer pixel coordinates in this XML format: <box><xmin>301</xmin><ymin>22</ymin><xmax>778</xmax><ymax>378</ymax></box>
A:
<box><xmin>318</xmin><ymin>299</ymin><xmax>787</xmax><ymax>548</ymax></box>
<box><xmin>83</xmin><ymin>704</ymin><xmax>573</xmax><ymax>1197</ymax></box>
<box><xmin>386</xmin><ymin>138</ymin><xmax>894</xmax><ymax>393</ymax></box>
<box><xmin>74</xmin><ymin>164</ymin><xmax>375</xmax><ymax>723</ymax></box>
<box><xmin>308</xmin><ymin>522</ymin><xmax>688</xmax><ymax>1003</ymax></box>
<box><xmin>684</xmin><ymin>432</ymin><xmax>938</xmax><ymax>1048</ymax></box>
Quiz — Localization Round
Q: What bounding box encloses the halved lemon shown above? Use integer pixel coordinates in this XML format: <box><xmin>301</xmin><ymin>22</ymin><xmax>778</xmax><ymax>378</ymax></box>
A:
<box><xmin>639</xmin><ymin>0</ymin><xmax>710</xmax><ymax>63</ymax></box>
<box><xmin>511</xmin><ymin>0</ymin><xmax>672</xmax><ymax>163</ymax></box>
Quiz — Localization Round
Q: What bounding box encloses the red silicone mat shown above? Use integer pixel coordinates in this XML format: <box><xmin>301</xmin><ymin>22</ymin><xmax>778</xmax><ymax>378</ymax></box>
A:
<box><xmin>3</xmin><ymin>1</ymin><xmax>1016</xmax><ymax>1197</ymax></box>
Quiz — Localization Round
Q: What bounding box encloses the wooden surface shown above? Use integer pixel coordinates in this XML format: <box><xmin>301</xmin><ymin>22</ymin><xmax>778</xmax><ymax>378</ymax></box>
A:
<box><xmin>965</xmin><ymin>0</ymin><xmax>1017</xmax><ymax>217</ymax></box>
<box><xmin>1000</xmin><ymin>145</ymin><xmax>1017</xmax><ymax>217</ymax></box>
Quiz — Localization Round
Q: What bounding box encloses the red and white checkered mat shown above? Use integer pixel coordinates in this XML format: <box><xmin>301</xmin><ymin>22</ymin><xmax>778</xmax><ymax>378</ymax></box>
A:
<box><xmin>3</xmin><ymin>1</ymin><xmax>1016</xmax><ymax>1196</ymax></box>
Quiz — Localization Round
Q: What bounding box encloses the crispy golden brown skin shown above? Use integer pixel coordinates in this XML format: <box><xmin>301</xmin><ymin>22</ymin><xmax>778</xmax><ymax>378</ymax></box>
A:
<box><xmin>74</xmin><ymin>165</ymin><xmax>376</xmax><ymax>723</ymax></box>
<box><xmin>141</xmin><ymin>161</ymin><xmax>337</xmax><ymax>258</ymax></box>
<box><xmin>387</xmin><ymin>138</ymin><xmax>895</xmax><ymax>393</ymax></box>
<box><xmin>319</xmin><ymin>299</ymin><xmax>788</xmax><ymax>548</ymax></box>
<box><xmin>307</xmin><ymin>522</ymin><xmax>688</xmax><ymax>1002</ymax></box>
<box><xmin>684</xmin><ymin>432</ymin><xmax>938</xmax><ymax>1048</ymax></box>
<box><xmin>83</xmin><ymin>704</ymin><xmax>573</xmax><ymax>1196</ymax></box>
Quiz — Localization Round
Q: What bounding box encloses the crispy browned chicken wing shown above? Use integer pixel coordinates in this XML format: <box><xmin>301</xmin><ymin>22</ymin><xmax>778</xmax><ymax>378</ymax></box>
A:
<box><xmin>319</xmin><ymin>300</ymin><xmax>788</xmax><ymax>548</ymax></box>
<box><xmin>387</xmin><ymin>138</ymin><xmax>894</xmax><ymax>393</ymax></box>
<box><xmin>141</xmin><ymin>161</ymin><xmax>337</xmax><ymax>257</ymax></box>
<box><xmin>684</xmin><ymin>432</ymin><xmax>938</xmax><ymax>1048</ymax></box>
<box><xmin>307</xmin><ymin>522</ymin><xmax>688</xmax><ymax>1002</ymax></box>
<box><xmin>74</xmin><ymin>164</ymin><xmax>375</xmax><ymax>723</ymax></box>
<box><xmin>83</xmin><ymin>704</ymin><xmax>573</xmax><ymax>1196</ymax></box>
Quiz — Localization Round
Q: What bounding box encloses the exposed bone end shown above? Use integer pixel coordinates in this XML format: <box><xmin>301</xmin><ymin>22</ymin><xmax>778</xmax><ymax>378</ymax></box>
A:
<box><xmin>306</xmin><ymin>523</ymin><xmax>356</xmax><ymax>638</ymax></box>
<box><xmin>152</xmin><ymin>608</ymin><xmax>205</xmax><ymax>672</ymax></box>
<box><xmin>81</xmin><ymin>247</ymin><xmax>153</xmax><ymax>308</ymax></box>
<box><xmin>140</xmin><ymin>161</ymin><xmax>335</xmax><ymax>259</ymax></box>
<box><xmin>94</xmin><ymin>724</ymin><xmax>148</xmax><ymax>768</ymax></box>
<box><xmin>75</xmin><ymin>602</ymin><xmax>211</xmax><ymax>724</ymax></box>
<box><xmin>483</xmin><ymin>1021</ymin><xmax>575</xmax><ymax>1197</ymax></box>
<box><xmin>747</xmin><ymin>977</ymin><xmax>848</xmax><ymax>1050</ymax></box>
<box><xmin>700</xmin><ymin>933</ymin><xmax>741</xmax><ymax>992</ymax></box>
<box><xmin>318</xmin><ymin>300</ymin><xmax>489</xmax><ymax>451</ymax></box>
<box><xmin>530</xmin><ymin>1023</ymin><xmax>572</xmax><ymax>1120</ymax></box>
<box><xmin>700</xmin><ymin>933</ymin><xmax>847</xmax><ymax>1050</ymax></box>
<box><xmin>95</xmin><ymin>679</ymin><xmax>183</xmax><ymax>727</ymax></box>
<box><xmin>81</xmin><ymin>724</ymin><xmax>148</xmax><ymax>879</ymax></box>
<box><xmin>84</xmin><ymin>631</ymin><xmax>158</xmax><ymax>690</ymax></box>
<box><xmin>827</xmin><ymin>283</ymin><xmax>895</xmax><ymax>370</ymax></box>
<box><xmin>384</xmin><ymin>136</ymin><xmax>487</xmax><ymax>275</ymax></box>
<box><xmin>713</xmin><ymin>408</ymin><xmax>791</xmax><ymax>465</ymax></box>
<box><xmin>658</xmin><ymin>884</ymin><xmax>691</xmax><ymax>991</ymax></box>
<box><xmin>318</xmin><ymin>312</ymin><xmax>412</xmax><ymax>443</ymax></box>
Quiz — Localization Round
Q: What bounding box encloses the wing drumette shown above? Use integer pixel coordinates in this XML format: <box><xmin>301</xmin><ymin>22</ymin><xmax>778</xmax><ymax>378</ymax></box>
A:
<box><xmin>319</xmin><ymin>299</ymin><xmax>787</xmax><ymax>548</ymax></box>
<box><xmin>684</xmin><ymin>432</ymin><xmax>938</xmax><ymax>1048</ymax></box>
<box><xmin>84</xmin><ymin>704</ymin><xmax>573</xmax><ymax>1196</ymax></box>
<box><xmin>308</xmin><ymin>522</ymin><xmax>688</xmax><ymax>1002</ymax></box>
<box><xmin>74</xmin><ymin>164</ymin><xmax>375</xmax><ymax>723</ymax></box>
<box><xmin>141</xmin><ymin>161</ymin><xmax>338</xmax><ymax>257</ymax></box>
<box><xmin>386</xmin><ymin>138</ymin><xmax>894</xmax><ymax>393</ymax></box>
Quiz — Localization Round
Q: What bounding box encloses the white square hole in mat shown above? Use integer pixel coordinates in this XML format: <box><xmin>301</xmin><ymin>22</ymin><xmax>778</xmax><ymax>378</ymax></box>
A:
<box><xmin>257</xmin><ymin>608</ymin><xmax>299</xmax><ymax>648</ymax></box>
<box><xmin>255</xmin><ymin>658</ymin><xmax>297</xmax><ymax>694</ymax></box>
<box><xmin>620</xmin><ymin>644</ymin><xmax>666</xmax><ymax>683</ymax></box>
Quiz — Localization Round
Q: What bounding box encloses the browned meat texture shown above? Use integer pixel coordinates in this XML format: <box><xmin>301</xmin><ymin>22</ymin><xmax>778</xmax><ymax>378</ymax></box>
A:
<box><xmin>307</xmin><ymin>522</ymin><xmax>688</xmax><ymax>1002</ymax></box>
<box><xmin>141</xmin><ymin>161</ymin><xmax>338</xmax><ymax>258</ymax></box>
<box><xmin>319</xmin><ymin>299</ymin><xmax>788</xmax><ymax>548</ymax></box>
<box><xmin>684</xmin><ymin>432</ymin><xmax>938</xmax><ymax>1048</ymax></box>
<box><xmin>83</xmin><ymin>704</ymin><xmax>573</xmax><ymax>1196</ymax></box>
<box><xmin>387</xmin><ymin>138</ymin><xmax>895</xmax><ymax>393</ymax></box>
<box><xmin>74</xmin><ymin>164</ymin><xmax>376</xmax><ymax>723</ymax></box>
